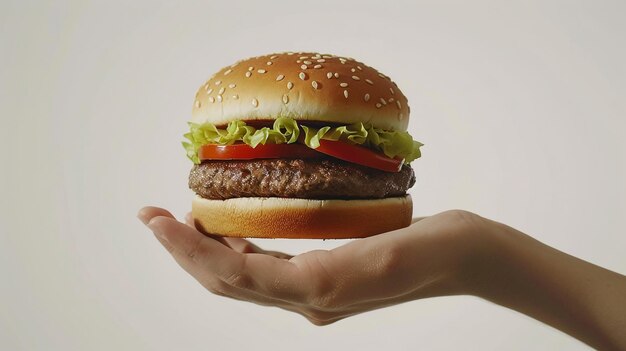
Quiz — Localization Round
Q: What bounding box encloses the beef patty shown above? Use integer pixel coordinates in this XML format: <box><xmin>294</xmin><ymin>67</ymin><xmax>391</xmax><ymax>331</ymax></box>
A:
<box><xmin>189</xmin><ymin>158</ymin><xmax>415</xmax><ymax>200</ymax></box>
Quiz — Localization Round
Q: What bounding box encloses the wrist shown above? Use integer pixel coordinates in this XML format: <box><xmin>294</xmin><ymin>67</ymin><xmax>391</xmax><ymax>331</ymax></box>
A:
<box><xmin>451</xmin><ymin>213</ymin><xmax>515</xmax><ymax>298</ymax></box>
<box><xmin>409</xmin><ymin>210</ymin><xmax>502</xmax><ymax>298</ymax></box>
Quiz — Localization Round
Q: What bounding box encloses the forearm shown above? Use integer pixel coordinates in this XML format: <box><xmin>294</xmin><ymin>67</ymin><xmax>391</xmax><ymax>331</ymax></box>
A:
<box><xmin>469</xmin><ymin>220</ymin><xmax>626</xmax><ymax>350</ymax></box>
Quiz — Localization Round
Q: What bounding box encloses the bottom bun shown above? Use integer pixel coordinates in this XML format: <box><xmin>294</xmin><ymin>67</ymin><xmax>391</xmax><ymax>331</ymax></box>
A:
<box><xmin>192</xmin><ymin>195</ymin><xmax>413</xmax><ymax>239</ymax></box>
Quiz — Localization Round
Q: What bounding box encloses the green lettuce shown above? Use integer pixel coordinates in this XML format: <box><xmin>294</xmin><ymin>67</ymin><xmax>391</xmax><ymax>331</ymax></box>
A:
<box><xmin>182</xmin><ymin>117</ymin><xmax>423</xmax><ymax>164</ymax></box>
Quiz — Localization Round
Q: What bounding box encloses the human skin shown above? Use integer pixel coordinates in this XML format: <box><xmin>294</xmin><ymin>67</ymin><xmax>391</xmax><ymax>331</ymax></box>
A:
<box><xmin>138</xmin><ymin>207</ymin><xmax>626</xmax><ymax>350</ymax></box>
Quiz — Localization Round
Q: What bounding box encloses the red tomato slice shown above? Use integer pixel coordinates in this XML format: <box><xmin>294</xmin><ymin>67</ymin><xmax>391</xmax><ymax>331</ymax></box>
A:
<box><xmin>315</xmin><ymin>140</ymin><xmax>403</xmax><ymax>172</ymax></box>
<box><xmin>198</xmin><ymin>141</ymin><xmax>403</xmax><ymax>172</ymax></box>
<box><xmin>198</xmin><ymin>143</ymin><xmax>322</xmax><ymax>160</ymax></box>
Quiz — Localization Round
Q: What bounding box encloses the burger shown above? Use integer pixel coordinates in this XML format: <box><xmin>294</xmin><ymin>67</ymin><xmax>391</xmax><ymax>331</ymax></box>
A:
<box><xmin>182</xmin><ymin>52</ymin><xmax>423</xmax><ymax>239</ymax></box>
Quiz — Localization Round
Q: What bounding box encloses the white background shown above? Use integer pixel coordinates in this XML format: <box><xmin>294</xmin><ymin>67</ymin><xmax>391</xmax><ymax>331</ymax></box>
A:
<box><xmin>2</xmin><ymin>1</ymin><xmax>625</xmax><ymax>350</ymax></box>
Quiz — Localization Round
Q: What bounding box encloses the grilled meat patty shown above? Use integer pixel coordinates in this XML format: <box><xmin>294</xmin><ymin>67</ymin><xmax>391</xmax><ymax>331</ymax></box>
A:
<box><xmin>189</xmin><ymin>158</ymin><xmax>415</xmax><ymax>200</ymax></box>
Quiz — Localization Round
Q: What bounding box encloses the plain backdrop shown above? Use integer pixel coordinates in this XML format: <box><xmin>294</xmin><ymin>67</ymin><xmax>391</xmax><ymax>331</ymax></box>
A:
<box><xmin>1</xmin><ymin>0</ymin><xmax>625</xmax><ymax>350</ymax></box>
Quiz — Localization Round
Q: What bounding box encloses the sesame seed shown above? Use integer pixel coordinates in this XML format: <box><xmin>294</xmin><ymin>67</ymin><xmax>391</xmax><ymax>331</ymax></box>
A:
<box><xmin>299</xmin><ymin>56</ymin><xmax>308</xmax><ymax>59</ymax></box>
<box><xmin>296</xmin><ymin>60</ymin><xmax>302</xmax><ymax>63</ymax></box>
<box><xmin>376</xmin><ymin>103</ymin><xmax>382</xmax><ymax>108</ymax></box>
<box><xmin>287</xmin><ymin>52</ymin><xmax>294</xmax><ymax>55</ymax></box>
<box><xmin>398</xmin><ymin>113</ymin><xmax>404</xmax><ymax>120</ymax></box>
<box><xmin>228</xmin><ymin>83</ymin><xmax>236</xmax><ymax>88</ymax></box>
<box><xmin>312</xmin><ymin>54</ymin><xmax>321</xmax><ymax>59</ymax></box>
<box><xmin>357</xmin><ymin>66</ymin><xmax>362</xmax><ymax>71</ymax></box>
<box><xmin>248</xmin><ymin>67</ymin><xmax>254</xmax><ymax>71</ymax></box>
<box><xmin>389</xmin><ymin>87</ymin><xmax>395</xmax><ymax>95</ymax></box>
<box><xmin>301</xmin><ymin>64</ymin><xmax>308</xmax><ymax>70</ymax></box>
<box><xmin>339</xmin><ymin>82</ymin><xmax>348</xmax><ymax>87</ymax></box>
<box><xmin>270</xmin><ymin>55</ymin><xmax>278</xmax><ymax>59</ymax></box>
<box><xmin>340</xmin><ymin>61</ymin><xmax>346</xmax><ymax>64</ymax></box>
<box><xmin>217</xmin><ymin>95</ymin><xmax>223</xmax><ymax>102</ymax></box>
<box><xmin>209</xmin><ymin>96</ymin><xmax>215</xmax><ymax>103</ymax></box>
<box><xmin>389</xmin><ymin>97</ymin><xmax>395</xmax><ymax>102</ymax></box>
<box><xmin>313</xmin><ymin>64</ymin><xmax>322</xmax><ymax>69</ymax></box>
<box><xmin>364</xmin><ymin>93</ymin><xmax>370</xmax><ymax>102</ymax></box>
<box><xmin>215</xmin><ymin>80</ymin><xmax>222</xmax><ymax>85</ymax></box>
<box><xmin>351</xmin><ymin>68</ymin><xmax>356</xmax><ymax>72</ymax></box>
<box><xmin>224</xmin><ymin>69</ymin><xmax>232</xmax><ymax>75</ymax></box>
<box><xmin>326</xmin><ymin>72</ymin><xmax>333</xmax><ymax>79</ymax></box>
<box><xmin>207</xmin><ymin>88</ymin><xmax>213</xmax><ymax>94</ymax></box>
<box><xmin>276</xmin><ymin>74</ymin><xmax>285</xmax><ymax>81</ymax></box>
<box><xmin>317</xmin><ymin>59</ymin><xmax>326</xmax><ymax>63</ymax></box>
<box><xmin>365</xmin><ymin>79</ymin><xmax>374</xmax><ymax>85</ymax></box>
<box><xmin>282</xmin><ymin>94</ymin><xmax>289</xmax><ymax>104</ymax></box>
<box><xmin>343</xmin><ymin>90</ymin><xmax>349</xmax><ymax>98</ymax></box>
<box><xmin>233</xmin><ymin>94</ymin><xmax>239</xmax><ymax>100</ymax></box>
<box><xmin>195</xmin><ymin>100</ymin><xmax>201</xmax><ymax>108</ymax></box>
<box><xmin>299</xmin><ymin>72</ymin><xmax>307</xmax><ymax>80</ymax></box>
<box><xmin>312</xmin><ymin>81</ymin><xmax>319</xmax><ymax>89</ymax></box>
<box><xmin>303</xmin><ymin>60</ymin><xmax>312</xmax><ymax>65</ymax></box>
<box><xmin>334</xmin><ymin>73</ymin><xmax>339</xmax><ymax>78</ymax></box>
<box><xmin>380</xmin><ymin>98</ymin><xmax>387</xmax><ymax>105</ymax></box>
<box><xmin>218</xmin><ymin>87</ymin><xmax>225</xmax><ymax>95</ymax></box>
<box><xmin>245</xmin><ymin>71</ymin><xmax>252</xmax><ymax>78</ymax></box>
<box><xmin>322</xmin><ymin>55</ymin><xmax>332</xmax><ymax>58</ymax></box>
<box><xmin>378</xmin><ymin>73</ymin><xmax>386</xmax><ymax>78</ymax></box>
<box><xmin>252</xmin><ymin>98</ymin><xmax>258</xmax><ymax>107</ymax></box>
<box><xmin>351</xmin><ymin>75</ymin><xmax>360</xmax><ymax>81</ymax></box>
<box><xmin>287</xmin><ymin>81</ymin><xmax>294</xmax><ymax>89</ymax></box>
<box><xmin>266</xmin><ymin>61</ymin><xmax>273</xmax><ymax>65</ymax></box>
<box><xmin>396</xmin><ymin>100</ymin><xmax>402</xmax><ymax>109</ymax></box>
<box><xmin>257</xmin><ymin>69</ymin><xmax>266</xmax><ymax>74</ymax></box>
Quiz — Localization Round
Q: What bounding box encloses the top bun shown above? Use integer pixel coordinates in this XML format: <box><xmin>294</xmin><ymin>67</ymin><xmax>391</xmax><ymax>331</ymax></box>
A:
<box><xmin>191</xmin><ymin>52</ymin><xmax>410</xmax><ymax>131</ymax></box>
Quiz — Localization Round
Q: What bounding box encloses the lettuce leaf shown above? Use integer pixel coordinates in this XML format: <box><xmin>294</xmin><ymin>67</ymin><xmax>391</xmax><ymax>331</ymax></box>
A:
<box><xmin>183</xmin><ymin>117</ymin><xmax>423</xmax><ymax>164</ymax></box>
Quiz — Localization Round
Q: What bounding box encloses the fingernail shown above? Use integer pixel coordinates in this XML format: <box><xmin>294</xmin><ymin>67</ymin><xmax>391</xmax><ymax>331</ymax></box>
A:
<box><xmin>137</xmin><ymin>209</ymin><xmax>150</xmax><ymax>225</ymax></box>
<box><xmin>147</xmin><ymin>218</ymin><xmax>168</xmax><ymax>242</ymax></box>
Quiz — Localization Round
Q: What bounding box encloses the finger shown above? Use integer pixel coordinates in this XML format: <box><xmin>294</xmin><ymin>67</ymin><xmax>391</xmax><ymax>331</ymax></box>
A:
<box><xmin>147</xmin><ymin>216</ymin><xmax>241</xmax><ymax>270</ymax></box>
<box><xmin>305</xmin><ymin>314</ymin><xmax>348</xmax><ymax>326</ymax></box>
<box><xmin>151</xmin><ymin>216</ymin><xmax>302</xmax><ymax>307</ymax></box>
<box><xmin>199</xmin><ymin>277</ymin><xmax>297</xmax><ymax>309</ymax></box>
<box><xmin>242</xmin><ymin>253</ymin><xmax>308</xmax><ymax>301</ymax></box>
<box><xmin>411</xmin><ymin>217</ymin><xmax>427</xmax><ymax>224</ymax></box>
<box><xmin>184</xmin><ymin>211</ymin><xmax>292</xmax><ymax>258</ymax></box>
<box><xmin>147</xmin><ymin>216</ymin><xmax>308</xmax><ymax>302</ymax></box>
<box><xmin>223</xmin><ymin>237</ymin><xmax>294</xmax><ymax>259</ymax></box>
<box><xmin>138</xmin><ymin>206</ymin><xmax>175</xmax><ymax>225</ymax></box>
<box><xmin>184</xmin><ymin>212</ymin><xmax>238</xmax><ymax>250</ymax></box>
<box><xmin>264</xmin><ymin>250</ymin><xmax>294</xmax><ymax>260</ymax></box>
<box><xmin>138</xmin><ymin>207</ymin><xmax>178</xmax><ymax>253</ymax></box>
<box><xmin>223</xmin><ymin>237</ymin><xmax>263</xmax><ymax>253</ymax></box>
<box><xmin>185</xmin><ymin>212</ymin><xmax>195</xmax><ymax>227</ymax></box>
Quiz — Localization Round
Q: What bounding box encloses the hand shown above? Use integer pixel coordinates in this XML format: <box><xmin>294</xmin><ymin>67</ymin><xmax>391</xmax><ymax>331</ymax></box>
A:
<box><xmin>138</xmin><ymin>207</ymin><xmax>626</xmax><ymax>348</ymax></box>
<box><xmin>137</xmin><ymin>207</ymin><xmax>485</xmax><ymax>325</ymax></box>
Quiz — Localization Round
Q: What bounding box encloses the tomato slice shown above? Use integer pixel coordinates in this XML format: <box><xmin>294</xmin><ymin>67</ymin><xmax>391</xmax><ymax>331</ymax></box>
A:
<box><xmin>198</xmin><ymin>141</ymin><xmax>403</xmax><ymax>172</ymax></box>
<box><xmin>314</xmin><ymin>140</ymin><xmax>403</xmax><ymax>172</ymax></box>
<box><xmin>198</xmin><ymin>143</ymin><xmax>322</xmax><ymax>160</ymax></box>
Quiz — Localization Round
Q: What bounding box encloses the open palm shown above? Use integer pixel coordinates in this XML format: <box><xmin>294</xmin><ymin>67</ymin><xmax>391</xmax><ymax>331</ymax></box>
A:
<box><xmin>138</xmin><ymin>207</ymin><xmax>483</xmax><ymax>325</ymax></box>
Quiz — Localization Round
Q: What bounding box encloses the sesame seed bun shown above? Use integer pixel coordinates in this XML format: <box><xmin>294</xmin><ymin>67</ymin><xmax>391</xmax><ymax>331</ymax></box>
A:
<box><xmin>191</xmin><ymin>52</ymin><xmax>410</xmax><ymax>131</ymax></box>
<box><xmin>191</xmin><ymin>195</ymin><xmax>413</xmax><ymax>239</ymax></box>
